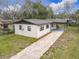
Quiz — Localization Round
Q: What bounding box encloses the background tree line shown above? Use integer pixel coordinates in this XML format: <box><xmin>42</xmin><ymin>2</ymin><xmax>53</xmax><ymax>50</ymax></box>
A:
<box><xmin>0</xmin><ymin>0</ymin><xmax>54</xmax><ymax>19</ymax></box>
<box><xmin>0</xmin><ymin>0</ymin><xmax>79</xmax><ymax>21</ymax></box>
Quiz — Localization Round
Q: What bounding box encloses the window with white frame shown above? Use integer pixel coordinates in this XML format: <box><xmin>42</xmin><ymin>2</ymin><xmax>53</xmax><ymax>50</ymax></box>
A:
<box><xmin>19</xmin><ymin>25</ymin><xmax>22</xmax><ymax>30</ymax></box>
<box><xmin>40</xmin><ymin>25</ymin><xmax>44</xmax><ymax>31</ymax></box>
<box><xmin>27</xmin><ymin>26</ymin><xmax>31</xmax><ymax>31</ymax></box>
<box><xmin>46</xmin><ymin>24</ymin><xmax>49</xmax><ymax>29</ymax></box>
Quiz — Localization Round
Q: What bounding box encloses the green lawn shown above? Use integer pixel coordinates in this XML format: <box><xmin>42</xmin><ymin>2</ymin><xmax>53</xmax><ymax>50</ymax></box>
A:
<box><xmin>0</xmin><ymin>34</ymin><xmax>37</xmax><ymax>59</ymax></box>
<box><xmin>41</xmin><ymin>26</ymin><xmax>79</xmax><ymax>59</ymax></box>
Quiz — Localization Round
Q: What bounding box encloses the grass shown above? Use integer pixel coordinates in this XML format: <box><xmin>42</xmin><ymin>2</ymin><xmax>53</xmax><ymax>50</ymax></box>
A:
<box><xmin>41</xmin><ymin>26</ymin><xmax>79</xmax><ymax>59</ymax></box>
<box><xmin>0</xmin><ymin>34</ymin><xmax>37</xmax><ymax>59</ymax></box>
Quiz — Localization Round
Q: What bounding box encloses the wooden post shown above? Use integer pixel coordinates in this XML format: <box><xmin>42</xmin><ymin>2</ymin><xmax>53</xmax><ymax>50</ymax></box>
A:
<box><xmin>77</xmin><ymin>15</ymin><xmax>79</xmax><ymax>31</ymax></box>
<box><xmin>78</xmin><ymin>20</ymin><xmax>79</xmax><ymax>31</ymax></box>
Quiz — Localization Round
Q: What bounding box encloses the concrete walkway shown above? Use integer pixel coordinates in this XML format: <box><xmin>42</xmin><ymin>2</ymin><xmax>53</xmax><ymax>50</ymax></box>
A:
<box><xmin>10</xmin><ymin>30</ymin><xmax>64</xmax><ymax>59</ymax></box>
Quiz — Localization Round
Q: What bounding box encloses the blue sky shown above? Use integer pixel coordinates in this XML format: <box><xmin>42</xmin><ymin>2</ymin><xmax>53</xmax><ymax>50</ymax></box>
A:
<box><xmin>42</xmin><ymin>0</ymin><xmax>79</xmax><ymax>13</ymax></box>
<box><xmin>1</xmin><ymin>0</ymin><xmax>79</xmax><ymax>7</ymax></box>
<box><xmin>1</xmin><ymin>0</ymin><xmax>61</xmax><ymax>6</ymax></box>
<box><xmin>42</xmin><ymin>0</ymin><xmax>79</xmax><ymax>9</ymax></box>
<box><xmin>0</xmin><ymin>0</ymin><xmax>79</xmax><ymax>13</ymax></box>
<box><xmin>42</xmin><ymin>0</ymin><xmax>62</xmax><ymax>6</ymax></box>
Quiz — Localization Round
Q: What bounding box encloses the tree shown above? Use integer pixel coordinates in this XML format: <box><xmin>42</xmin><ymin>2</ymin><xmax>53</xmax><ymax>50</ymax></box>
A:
<box><xmin>18</xmin><ymin>0</ymin><xmax>53</xmax><ymax>19</ymax></box>
<box><xmin>55</xmin><ymin>12</ymin><xmax>68</xmax><ymax>19</ymax></box>
<box><xmin>75</xmin><ymin>10</ymin><xmax>79</xmax><ymax>31</ymax></box>
<box><xmin>2</xmin><ymin>11</ymin><xmax>12</xmax><ymax>19</ymax></box>
<box><xmin>47</xmin><ymin>7</ymin><xmax>54</xmax><ymax>19</ymax></box>
<box><xmin>32</xmin><ymin>3</ymin><xmax>49</xmax><ymax>19</ymax></box>
<box><xmin>64</xmin><ymin>1</ymin><xmax>73</xmax><ymax>19</ymax></box>
<box><xmin>17</xmin><ymin>0</ymin><xmax>34</xmax><ymax>19</ymax></box>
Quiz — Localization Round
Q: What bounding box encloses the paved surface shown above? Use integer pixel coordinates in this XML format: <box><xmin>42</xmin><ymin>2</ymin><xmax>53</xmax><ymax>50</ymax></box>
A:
<box><xmin>10</xmin><ymin>30</ymin><xmax>64</xmax><ymax>59</ymax></box>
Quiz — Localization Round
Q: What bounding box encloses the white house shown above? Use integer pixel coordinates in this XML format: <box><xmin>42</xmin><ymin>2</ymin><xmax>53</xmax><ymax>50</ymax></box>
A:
<box><xmin>14</xmin><ymin>19</ymin><xmax>68</xmax><ymax>38</ymax></box>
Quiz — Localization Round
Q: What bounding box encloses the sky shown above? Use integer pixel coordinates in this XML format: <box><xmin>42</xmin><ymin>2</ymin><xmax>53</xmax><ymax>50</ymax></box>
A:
<box><xmin>0</xmin><ymin>0</ymin><xmax>79</xmax><ymax>14</ymax></box>
<box><xmin>42</xmin><ymin>0</ymin><xmax>79</xmax><ymax>14</ymax></box>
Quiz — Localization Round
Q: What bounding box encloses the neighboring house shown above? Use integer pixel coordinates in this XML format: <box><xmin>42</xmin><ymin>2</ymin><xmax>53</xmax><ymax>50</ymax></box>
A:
<box><xmin>14</xmin><ymin>19</ymin><xmax>68</xmax><ymax>38</ymax></box>
<box><xmin>0</xmin><ymin>18</ymin><xmax>20</xmax><ymax>31</ymax></box>
<box><xmin>0</xmin><ymin>19</ymin><xmax>10</xmax><ymax>30</ymax></box>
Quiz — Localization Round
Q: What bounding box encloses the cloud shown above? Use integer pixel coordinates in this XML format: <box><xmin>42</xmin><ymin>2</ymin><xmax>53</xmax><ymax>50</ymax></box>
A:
<box><xmin>49</xmin><ymin>0</ymin><xmax>78</xmax><ymax>13</ymax></box>
<box><xmin>49</xmin><ymin>2</ymin><xmax>64</xmax><ymax>11</ymax></box>
<box><xmin>8</xmin><ymin>5</ymin><xmax>15</xmax><ymax>11</ymax></box>
<box><xmin>64</xmin><ymin>0</ymin><xmax>77</xmax><ymax>4</ymax></box>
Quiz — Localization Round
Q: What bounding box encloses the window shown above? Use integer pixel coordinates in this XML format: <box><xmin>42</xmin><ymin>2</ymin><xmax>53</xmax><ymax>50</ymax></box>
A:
<box><xmin>40</xmin><ymin>25</ymin><xmax>44</xmax><ymax>31</ymax></box>
<box><xmin>27</xmin><ymin>26</ymin><xmax>31</xmax><ymax>31</ymax></box>
<box><xmin>19</xmin><ymin>25</ymin><xmax>22</xmax><ymax>30</ymax></box>
<box><xmin>46</xmin><ymin>24</ymin><xmax>49</xmax><ymax>29</ymax></box>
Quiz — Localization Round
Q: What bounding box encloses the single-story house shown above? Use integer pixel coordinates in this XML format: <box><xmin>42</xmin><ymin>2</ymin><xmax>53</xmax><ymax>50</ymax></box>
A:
<box><xmin>0</xmin><ymin>19</ymin><xmax>11</xmax><ymax>30</ymax></box>
<box><xmin>14</xmin><ymin>19</ymin><xmax>68</xmax><ymax>38</ymax></box>
<box><xmin>0</xmin><ymin>18</ymin><xmax>21</xmax><ymax>32</ymax></box>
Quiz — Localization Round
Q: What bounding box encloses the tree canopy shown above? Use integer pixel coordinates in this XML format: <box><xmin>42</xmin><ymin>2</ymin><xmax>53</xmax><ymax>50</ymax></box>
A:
<box><xmin>1</xmin><ymin>0</ymin><xmax>54</xmax><ymax>19</ymax></box>
<box><xmin>17</xmin><ymin>0</ymin><xmax>54</xmax><ymax>19</ymax></box>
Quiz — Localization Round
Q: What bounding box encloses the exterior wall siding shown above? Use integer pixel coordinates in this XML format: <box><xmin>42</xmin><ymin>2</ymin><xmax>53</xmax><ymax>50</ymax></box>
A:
<box><xmin>14</xmin><ymin>24</ymin><xmax>56</xmax><ymax>38</ymax></box>
<box><xmin>14</xmin><ymin>24</ymin><xmax>38</xmax><ymax>38</ymax></box>
<box><xmin>37</xmin><ymin>24</ymin><xmax>51</xmax><ymax>38</ymax></box>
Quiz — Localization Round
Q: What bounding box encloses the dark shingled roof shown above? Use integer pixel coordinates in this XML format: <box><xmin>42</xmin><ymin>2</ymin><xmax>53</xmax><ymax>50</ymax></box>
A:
<box><xmin>52</xmin><ymin>19</ymin><xmax>68</xmax><ymax>24</ymax></box>
<box><xmin>25</xmin><ymin>19</ymin><xmax>53</xmax><ymax>25</ymax></box>
<box><xmin>14</xmin><ymin>19</ymin><xmax>68</xmax><ymax>25</ymax></box>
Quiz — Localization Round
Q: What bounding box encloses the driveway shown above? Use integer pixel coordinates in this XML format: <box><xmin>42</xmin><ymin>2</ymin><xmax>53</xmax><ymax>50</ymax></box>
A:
<box><xmin>10</xmin><ymin>30</ymin><xmax>64</xmax><ymax>59</ymax></box>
